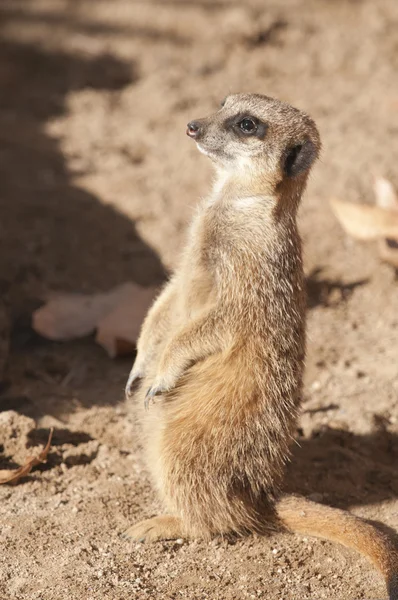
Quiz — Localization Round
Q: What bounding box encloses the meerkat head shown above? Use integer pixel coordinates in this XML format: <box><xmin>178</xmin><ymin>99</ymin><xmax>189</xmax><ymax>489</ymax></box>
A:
<box><xmin>186</xmin><ymin>93</ymin><xmax>320</xmax><ymax>185</ymax></box>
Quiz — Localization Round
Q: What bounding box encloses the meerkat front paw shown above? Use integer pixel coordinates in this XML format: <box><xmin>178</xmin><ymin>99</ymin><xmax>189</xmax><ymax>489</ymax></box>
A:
<box><xmin>144</xmin><ymin>366</ymin><xmax>185</xmax><ymax>409</ymax></box>
<box><xmin>122</xmin><ymin>515</ymin><xmax>185</xmax><ymax>542</ymax></box>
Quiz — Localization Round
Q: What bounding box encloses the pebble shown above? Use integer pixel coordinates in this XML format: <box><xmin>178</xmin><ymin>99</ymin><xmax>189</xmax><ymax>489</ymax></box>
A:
<box><xmin>311</xmin><ymin>380</ymin><xmax>321</xmax><ymax>391</ymax></box>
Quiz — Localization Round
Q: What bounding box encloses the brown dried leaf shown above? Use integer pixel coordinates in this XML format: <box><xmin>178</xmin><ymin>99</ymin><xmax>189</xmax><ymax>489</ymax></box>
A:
<box><xmin>373</xmin><ymin>178</ymin><xmax>398</xmax><ymax>266</ymax></box>
<box><xmin>32</xmin><ymin>284</ymin><xmax>133</xmax><ymax>341</ymax></box>
<box><xmin>96</xmin><ymin>286</ymin><xmax>157</xmax><ymax>357</ymax></box>
<box><xmin>0</xmin><ymin>427</ymin><xmax>53</xmax><ymax>485</ymax></box>
<box><xmin>373</xmin><ymin>176</ymin><xmax>398</xmax><ymax>211</ymax></box>
<box><xmin>330</xmin><ymin>198</ymin><xmax>398</xmax><ymax>241</ymax></box>
<box><xmin>32</xmin><ymin>283</ymin><xmax>156</xmax><ymax>355</ymax></box>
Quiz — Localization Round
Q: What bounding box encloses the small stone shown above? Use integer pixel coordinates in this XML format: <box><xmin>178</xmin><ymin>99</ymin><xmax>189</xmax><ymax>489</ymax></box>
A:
<box><xmin>308</xmin><ymin>493</ymin><xmax>323</xmax><ymax>502</ymax></box>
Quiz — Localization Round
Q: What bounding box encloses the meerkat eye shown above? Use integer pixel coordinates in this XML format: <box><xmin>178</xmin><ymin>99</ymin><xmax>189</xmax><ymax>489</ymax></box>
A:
<box><xmin>239</xmin><ymin>118</ymin><xmax>257</xmax><ymax>134</ymax></box>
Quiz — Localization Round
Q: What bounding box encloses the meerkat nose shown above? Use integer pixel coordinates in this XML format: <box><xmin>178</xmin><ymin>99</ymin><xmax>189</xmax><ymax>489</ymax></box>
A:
<box><xmin>186</xmin><ymin>121</ymin><xmax>201</xmax><ymax>138</ymax></box>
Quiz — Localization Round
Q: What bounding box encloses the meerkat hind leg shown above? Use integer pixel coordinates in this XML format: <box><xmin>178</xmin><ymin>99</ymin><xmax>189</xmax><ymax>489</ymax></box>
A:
<box><xmin>123</xmin><ymin>515</ymin><xmax>185</xmax><ymax>542</ymax></box>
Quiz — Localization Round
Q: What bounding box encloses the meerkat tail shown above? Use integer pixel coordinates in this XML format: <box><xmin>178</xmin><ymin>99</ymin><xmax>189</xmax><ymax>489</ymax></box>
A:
<box><xmin>276</xmin><ymin>495</ymin><xmax>398</xmax><ymax>599</ymax></box>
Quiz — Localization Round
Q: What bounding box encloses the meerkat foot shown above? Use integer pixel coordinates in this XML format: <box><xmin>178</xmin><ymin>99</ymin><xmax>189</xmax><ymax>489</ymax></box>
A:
<box><xmin>123</xmin><ymin>515</ymin><xmax>185</xmax><ymax>542</ymax></box>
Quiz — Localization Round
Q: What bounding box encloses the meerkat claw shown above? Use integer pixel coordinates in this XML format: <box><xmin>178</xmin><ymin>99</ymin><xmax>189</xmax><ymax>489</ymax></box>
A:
<box><xmin>144</xmin><ymin>394</ymin><xmax>152</xmax><ymax>411</ymax></box>
<box><xmin>146</xmin><ymin>385</ymin><xmax>166</xmax><ymax>398</ymax></box>
<box><xmin>144</xmin><ymin>385</ymin><xmax>166</xmax><ymax>410</ymax></box>
<box><xmin>125</xmin><ymin>371</ymin><xmax>143</xmax><ymax>398</ymax></box>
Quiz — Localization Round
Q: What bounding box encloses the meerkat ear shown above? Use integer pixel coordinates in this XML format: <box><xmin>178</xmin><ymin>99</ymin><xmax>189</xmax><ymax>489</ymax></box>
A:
<box><xmin>283</xmin><ymin>140</ymin><xmax>317</xmax><ymax>177</ymax></box>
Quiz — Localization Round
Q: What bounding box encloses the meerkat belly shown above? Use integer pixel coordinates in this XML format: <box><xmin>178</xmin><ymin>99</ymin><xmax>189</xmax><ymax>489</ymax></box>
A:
<box><xmin>142</xmin><ymin>348</ymin><xmax>293</xmax><ymax>536</ymax></box>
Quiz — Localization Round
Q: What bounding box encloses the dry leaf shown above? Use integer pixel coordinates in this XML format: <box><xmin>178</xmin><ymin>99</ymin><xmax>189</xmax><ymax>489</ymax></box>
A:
<box><xmin>32</xmin><ymin>282</ymin><xmax>157</xmax><ymax>357</ymax></box>
<box><xmin>33</xmin><ymin>283</ymin><xmax>136</xmax><ymax>341</ymax></box>
<box><xmin>96</xmin><ymin>286</ymin><xmax>156</xmax><ymax>357</ymax></box>
<box><xmin>0</xmin><ymin>428</ymin><xmax>53</xmax><ymax>485</ymax></box>
<box><xmin>374</xmin><ymin>178</ymin><xmax>398</xmax><ymax>267</ymax></box>
<box><xmin>331</xmin><ymin>178</ymin><xmax>398</xmax><ymax>268</ymax></box>
<box><xmin>330</xmin><ymin>198</ymin><xmax>398</xmax><ymax>241</ymax></box>
<box><xmin>373</xmin><ymin>176</ymin><xmax>398</xmax><ymax>211</ymax></box>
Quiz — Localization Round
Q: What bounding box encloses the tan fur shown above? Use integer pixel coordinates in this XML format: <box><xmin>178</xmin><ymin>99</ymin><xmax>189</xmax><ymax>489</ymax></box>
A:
<box><xmin>125</xmin><ymin>94</ymin><xmax>398</xmax><ymax>598</ymax></box>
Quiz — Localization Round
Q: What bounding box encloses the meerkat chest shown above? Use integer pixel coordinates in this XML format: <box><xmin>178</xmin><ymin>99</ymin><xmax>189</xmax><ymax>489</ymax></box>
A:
<box><xmin>173</xmin><ymin>216</ymin><xmax>218</xmax><ymax>320</ymax></box>
<box><xmin>171</xmin><ymin>199</ymin><xmax>272</xmax><ymax>321</ymax></box>
<box><xmin>175</xmin><ymin>259</ymin><xmax>215</xmax><ymax>321</ymax></box>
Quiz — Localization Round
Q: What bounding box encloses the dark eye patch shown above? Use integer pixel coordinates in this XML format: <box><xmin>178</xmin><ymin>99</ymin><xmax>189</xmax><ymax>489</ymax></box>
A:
<box><xmin>223</xmin><ymin>113</ymin><xmax>268</xmax><ymax>139</ymax></box>
<box><xmin>220</xmin><ymin>96</ymin><xmax>227</xmax><ymax>107</ymax></box>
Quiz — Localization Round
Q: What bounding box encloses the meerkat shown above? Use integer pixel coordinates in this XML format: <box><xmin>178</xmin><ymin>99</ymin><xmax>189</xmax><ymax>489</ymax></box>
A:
<box><xmin>124</xmin><ymin>93</ymin><xmax>398</xmax><ymax>599</ymax></box>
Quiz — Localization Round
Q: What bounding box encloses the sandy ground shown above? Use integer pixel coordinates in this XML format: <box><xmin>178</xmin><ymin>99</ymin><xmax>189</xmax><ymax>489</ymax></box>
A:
<box><xmin>0</xmin><ymin>0</ymin><xmax>398</xmax><ymax>598</ymax></box>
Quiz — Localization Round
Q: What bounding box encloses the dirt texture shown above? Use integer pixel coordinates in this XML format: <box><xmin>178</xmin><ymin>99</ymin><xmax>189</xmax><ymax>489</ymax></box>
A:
<box><xmin>0</xmin><ymin>1</ymin><xmax>398</xmax><ymax>599</ymax></box>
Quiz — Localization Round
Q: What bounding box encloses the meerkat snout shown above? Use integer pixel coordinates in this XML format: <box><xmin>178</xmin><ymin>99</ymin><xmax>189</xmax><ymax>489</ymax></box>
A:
<box><xmin>186</xmin><ymin>121</ymin><xmax>201</xmax><ymax>138</ymax></box>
